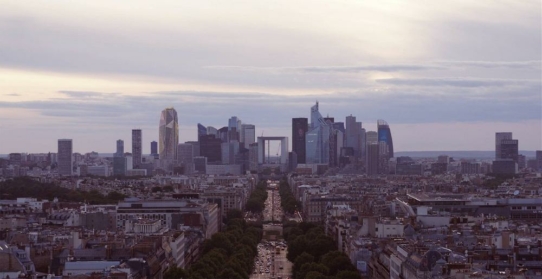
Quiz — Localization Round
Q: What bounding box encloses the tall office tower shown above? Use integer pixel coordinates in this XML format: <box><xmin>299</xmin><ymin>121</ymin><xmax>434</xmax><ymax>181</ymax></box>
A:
<box><xmin>228</xmin><ymin>128</ymin><xmax>240</xmax><ymax>142</ymax></box>
<box><xmin>248</xmin><ymin>143</ymin><xmax>259</xmax><ymax>171</ymax></box>
<box><xmin>536</xmin><ymin>151</ymin><xmax>542</xmax><ymax>170</ymax></box>
<box><xmin>377</xmin><ymin>120</ymin><xmax>394</xmax><ymax>158</ymax></box>
<box><xmin>500</xmin><ymin>139</ymin><xmax>519</xmax><ymax>163</ymax></box>
<box><xmin>177</xmin><ymin>143</ymin><xmax>194</xmax><ymax>164</ymax></box>
<box><xmin>228</xmin><ymin>116</ymin><xmax>241</xmax><ymax>131</ymax></box>
<box><xmin>329</xmin><ymin>128</ymin><xmax>344</xmax><ymax>167</ymax></box>
<box><xmin>495</xmin><ymin>132</ymin><xmax>513</xmax><ymax>159</ymax></box>
<box><xmin>366</xmin><ymin>131</ymin><xmax>378</xmax><ymax>144</ymax></box>
<box><xmin>57</xmin><ymin>139</ymin><xmax>73</xmax><ymax>176</ymax></box>
<box><xmin>292</xmin><ymin>118</ymin><xmax>308</xmax><ymax>164</ymax></box>
<box><xmin>360</xmin><ymin>128</ymin><xmax>366</xmax><ymax>160</ymax></box>
<box><xmin>207</xmin><ymin>126</ymin><xmax>218</xmax><ymax>137</ymax></box>
<box><xmin>159</xmin><ymin>108</ymin><xmax>179</xmax><ymax>166</ymax></box>
<box><xmin>241</xmin><ymin>124</ymin><xmax>256</xmax><ymax>146</ymax></box>
<box><xmin>185</xmin><ymin>141</ymin><xmax>200</xmax><ymax>157</ymax></box>
<box><xmin>132</xmin><ymin>129</ymin><xmax>142</xmax><ymax>168</ymax></box>
<box><xmin>150</xmin><ymin>141</ymin><xmax>158</xmax><ymax>155</ymax></box>
<box><xmin>378</xmin><ymin>141</ymin><xmax>390</xmax><ymax>174</ymax></box>
<box><xmin>221</xmin><ymin>141</ymin><xmax>239</xmax><ymax>164</ymax></box>
<box><xmin>324</xmin><ymin>117</ymin><xmax>334</xmax><ymax>123</ymax></box>
<box><xmin>218</xmin><ymin>127</ymin><xmax>229</xmax><ymax>142</ymax></box>
<box><xmin>113</xmin><ymin>157</ymin><xmax>127</xmax><ymax>176</ymax></box>
<box><xmin>366</xmin><ymin>142</ymin><xmax>379</xmax><ymax>176</ymax></box>
<box><xmin>199</xmin><ymin>134</ymin><xmax>222</xmax><ymax>163</ymax></box>
<box><xmin>345</xmin><ymin>115</ymin><xmax>360</xmax><ymax>155</ymax></box>
<box><xmin>116</xmin><ymin>140</ymin><xmax>124</xmax><ymax>156</ymax></box>
<box><xmin>306</xmin><ymin>102</ymin><xmax>331</xmax><ymax>164</ymax></box>
<box><xmin>197</xmin><ymin>123</ymin><xmax>207</xmax><ymax>139</ymax></box>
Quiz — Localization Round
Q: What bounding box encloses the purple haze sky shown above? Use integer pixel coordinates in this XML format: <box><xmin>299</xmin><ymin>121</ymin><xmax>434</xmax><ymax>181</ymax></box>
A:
<box><xmin>0</xmin><ymin>0</ymin><xmax>540</xmax><ymax>154</ymax></box>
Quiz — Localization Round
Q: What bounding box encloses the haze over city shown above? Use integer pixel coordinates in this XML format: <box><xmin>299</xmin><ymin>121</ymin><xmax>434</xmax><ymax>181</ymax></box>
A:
<box><xmin>0</xmin><ymin>0</ymin><xmax>541</xmax><ymax>154</ymax></box>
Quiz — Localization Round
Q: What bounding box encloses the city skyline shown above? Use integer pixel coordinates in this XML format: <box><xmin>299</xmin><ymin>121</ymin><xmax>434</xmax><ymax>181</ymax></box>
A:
<box><xmin>0</xmin><ymin>105</ymin><xmax>541</xmax><ymax>155</ymax></box>
<box><xmin>0</xmin><ymin>1</ymin><xmax>540</xmax><ymax>153</ymax></box>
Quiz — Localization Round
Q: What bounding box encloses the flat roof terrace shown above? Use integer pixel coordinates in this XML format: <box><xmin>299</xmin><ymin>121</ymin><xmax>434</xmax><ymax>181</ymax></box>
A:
<box><xmin>407</xmin><ymin>193</ymin><xmax>470</xmax><ymax>206</ymax></box>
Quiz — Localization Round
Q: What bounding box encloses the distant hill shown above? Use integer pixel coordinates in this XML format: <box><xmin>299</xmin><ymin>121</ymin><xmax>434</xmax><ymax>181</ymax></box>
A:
<box><xmin>395</xmin><ymin>150</ymin><xmax>537</xmax><ymax>159</ymax></box>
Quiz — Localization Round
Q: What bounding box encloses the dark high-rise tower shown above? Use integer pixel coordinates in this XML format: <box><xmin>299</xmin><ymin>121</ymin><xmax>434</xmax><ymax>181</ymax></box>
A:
<box><xmin>292</xmin><ymin>118</ymin><xmax>308</xmax><ymax>164</ymax></box>
<box><xmin>345</xmin><ymin>115</ymin><xmax>362</xmax><ymax>158</ymax></box>
<box><xmin>116</xmin><ymin>140</ymin><xmax>124</xmax><ymax>156</ymax></box>
<box><xmin>150</xmin><ymin>141</ymin><xmax>158</xmax><ymax>155</ymax></box>
<box><xmin>132</xmin><ymin>129</ymin><xmax>142</xmax><ymax>168</ymax></box>
<box><xmin>199</xmin><ymin>135</ymin><xmax>222</xmax><ymax>163</ymax></box>
<box><xmin>500</xmin><ymin>139</ymin><xmax>519</xmax><ymax>163</ymax></box>
<box><xmin>377</xmin><ymin>120</ymin><xmax>394</xmax><ymax>158</ymax></box>
<box><xmin>58</xmin><ymin>139</ymin><xmax>73</xmax><ymax>176</ymax></box>
<box><xmin>366</xmin><ymin>142</ymin><xmax>379</xmax><ymax>176</ymax></box>
<box><xmin>495</xmin><ymin>132</ymin><xmax>513</xmax><ymax>159</ymax></box>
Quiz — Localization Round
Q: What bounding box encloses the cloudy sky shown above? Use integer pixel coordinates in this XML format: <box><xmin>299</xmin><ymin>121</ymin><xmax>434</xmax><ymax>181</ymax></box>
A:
<box><xmin>0</xmin><ymin>0</ymin><xmax>540</xmax><ymax>154</ymax></box>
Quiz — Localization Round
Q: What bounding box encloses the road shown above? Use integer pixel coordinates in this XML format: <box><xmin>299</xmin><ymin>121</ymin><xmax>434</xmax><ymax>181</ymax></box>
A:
<box><xmin>251</xmin><ymin>183</ymin><xmax>293</xmax><ymax>279</ymax></box>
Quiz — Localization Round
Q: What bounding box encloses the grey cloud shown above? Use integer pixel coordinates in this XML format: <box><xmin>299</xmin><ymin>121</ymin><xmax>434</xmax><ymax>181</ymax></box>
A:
<box><xmin>439</xmin><ymin>60</ymin><xmax>541</xmax><ymax>69</ymax></box>
<box><xmin>155</xmin><ymin>91</ymin><xmax>275</xmax><ymax>100</ymax></box>
<box><xmin>291</xmin><ymin>65</ymin><xmax>442</xmax><ymax>73</ymax></box>
<box><xmin>375</xmin><ymin>78</ymin><xmax>540</xmax><ymax>88</ymax></box>
<box><xmin>206</xmin><ymin>64</ymin><xmax>443</xmax><ymax>73</ymax></box>
<box><xmin>0</xmin><ymin>85</ymin><xmax>539</xmax><ymax>130</ymax></box>
<box><xmin>5</xmin><ymin>93</ymin><xmax>20</xmax><ymax>96</ymax></box>
<box><xmin>59</xmin><ymin>91</ymin><xmax>120</xmax><ymax>99</ymax></box>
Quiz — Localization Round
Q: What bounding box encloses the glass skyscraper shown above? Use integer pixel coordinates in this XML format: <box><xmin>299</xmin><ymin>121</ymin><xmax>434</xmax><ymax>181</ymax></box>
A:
<box><xmin>377</xmin><ymin>119</ymin><xmax>394</xmax><ymax>158</ymax></box>
<box><xmin>197</xmin><ymin>123</ymin><xmax>207</xmax><ymax>139</ymax></box>
<box><xmin>306</xmin><ymin>102</ymin><xmax>331</xmax><ymax>164</ymax></box>
<box><xmin>159</xmin><ymin>108</ymin><xmax>179</xmax><ymax>167</ymax></box>
<box><xmin>292</xmin><ymin>118</ymin><xmax>308</xmax><ymax>164</ymax></box>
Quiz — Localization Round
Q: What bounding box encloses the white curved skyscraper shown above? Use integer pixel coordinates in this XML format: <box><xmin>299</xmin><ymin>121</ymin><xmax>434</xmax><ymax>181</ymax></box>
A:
<box><xmin>159</xmin><ymin>108</ymin><xmax>179</xmax><ymax>169</ymax></box>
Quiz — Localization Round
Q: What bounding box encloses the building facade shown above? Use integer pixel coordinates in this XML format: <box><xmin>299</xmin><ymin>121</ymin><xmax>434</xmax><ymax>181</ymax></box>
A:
<box><xmin>116</xmin><ymin>140</ymin><xmax>124</xmax><ymax>156</ymax></box>
<box><xmin>292</xmin><ymin>118</ymin><xmax>308</xmax><ymax>164</ymax></box>
<box><xmin>57</xmin><ymin>139</ymin><xmax>73</xmax><ymax>176</ymax></box>
<box><xmin>241</xmin><ymin>124</ymin><xmax>256</xmax><ymax>146</ymax></box>
<box><xmin>495</xmin><ymin>132</ymin><xmax>513</xmax><ymax>159</ymax></box>
<box><xmin>132</xmin><ymin>129</ymin><xmax>142</xmax><ymax>168</ymax></box>
<box><xmin>306</xmin><ymin>102</ymin><xmax>331</xmax><ymax>164</ymax></box>
<box><xmin>500</xmin><ymin>139</ymin><xmax>519</xmax><ymax>163</ymax></box>
<box><xmin>377</xmin><ymin>119</ymin><xmax>394</xmax><ymax>158</ymax></box>
<box><xmin>159</xmin><ymin>108</ymin><xmax>179</xmax><ymax>168</ymax></box>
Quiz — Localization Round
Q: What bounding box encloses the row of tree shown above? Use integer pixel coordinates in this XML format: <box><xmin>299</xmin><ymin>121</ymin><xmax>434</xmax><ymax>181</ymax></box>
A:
<box><xmin>279</xmin><ymin>179</ymin><xmax>300</xmax><ymax>214</ymax></box>
<box><xmin>0</xmin><ymin>177</ymin><xmax>126</xmax><ymax>204</ymax></box>
<box><xmin>284</xmin><ymin>222</ymin><xmax>361</xmax><ymax>279</ymax></box>
<box><xmin>245</xmin><ymin>181</ymin><xmax>268</xmax><ymax>213</ymax></box>
<box><xmin>164</xmin><ymin>218</ymin><xmax>263</xmax><ymax>279</ymax></box>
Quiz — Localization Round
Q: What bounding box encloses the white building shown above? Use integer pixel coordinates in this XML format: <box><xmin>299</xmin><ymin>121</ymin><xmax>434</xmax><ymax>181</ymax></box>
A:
<box><xmin>375</xmin><ymin>220</ymin><xmax>404</xmax><ymax>238</ymax></box>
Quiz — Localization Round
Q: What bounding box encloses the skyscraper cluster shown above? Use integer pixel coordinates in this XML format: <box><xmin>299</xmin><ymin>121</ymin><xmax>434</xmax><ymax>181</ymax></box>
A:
<box><xmin>181</xmin><ymin>116</ymin><xmax>257</xmax><ymax>175</ymax></box>
<box><xmin>291</xmin><ymin>102</ymin><xmax>395</xmax><ymax>175</ymax></box>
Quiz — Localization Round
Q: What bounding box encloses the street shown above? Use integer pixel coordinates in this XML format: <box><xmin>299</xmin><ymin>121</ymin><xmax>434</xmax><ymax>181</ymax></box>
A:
<box><xmin>251</xmin><ymin>182</ymin><xmax>293</xmax><ymax>279</ymax></box>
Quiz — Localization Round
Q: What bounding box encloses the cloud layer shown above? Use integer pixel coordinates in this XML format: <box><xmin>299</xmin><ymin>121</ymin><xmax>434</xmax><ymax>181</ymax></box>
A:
<box><xmin>0</xmin><ymin>0</ymin><xmax>540</xmax><ymax>152</ymax></box>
